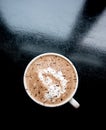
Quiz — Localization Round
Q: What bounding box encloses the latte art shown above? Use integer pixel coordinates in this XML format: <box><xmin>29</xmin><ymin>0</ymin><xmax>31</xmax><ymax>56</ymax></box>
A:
<box><xmin>38</xmin><ymin>67</ymin><xmax>67</xmax><ymax>100</ymax></box>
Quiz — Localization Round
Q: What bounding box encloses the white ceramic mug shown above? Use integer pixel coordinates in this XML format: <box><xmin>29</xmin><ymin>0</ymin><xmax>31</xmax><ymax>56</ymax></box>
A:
<box><xmin>23</xmin><ymin>53</ymin><xmax>80</xmax><ymax>108</ymax></box>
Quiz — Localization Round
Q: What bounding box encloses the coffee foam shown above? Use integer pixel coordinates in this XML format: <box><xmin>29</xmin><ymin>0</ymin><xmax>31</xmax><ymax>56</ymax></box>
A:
<box><xmin>38</xmin><ymin>67</ymin><xmax>67</xmax><ymax>100</ymax></box>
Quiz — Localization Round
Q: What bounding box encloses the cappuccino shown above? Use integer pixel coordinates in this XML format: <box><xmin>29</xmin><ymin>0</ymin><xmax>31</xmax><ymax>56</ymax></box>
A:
<box><xmin>24</xmin><ymin>53</ymin><xmax>78</xmax><ymax>107</ymax></box>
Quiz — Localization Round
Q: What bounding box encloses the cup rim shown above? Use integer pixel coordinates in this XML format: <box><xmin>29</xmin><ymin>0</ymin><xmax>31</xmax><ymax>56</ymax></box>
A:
<box><xmin>23</xmin><ymin>52</ymin><xmax>79</xmax><ymax>107</ymax></box>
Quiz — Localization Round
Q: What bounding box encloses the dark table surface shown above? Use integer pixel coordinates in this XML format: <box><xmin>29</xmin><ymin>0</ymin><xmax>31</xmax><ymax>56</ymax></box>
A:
<box><xmin>0</xmin><ymin>0</ymin><xmax>106</xmax><ymax>127</ymax></box>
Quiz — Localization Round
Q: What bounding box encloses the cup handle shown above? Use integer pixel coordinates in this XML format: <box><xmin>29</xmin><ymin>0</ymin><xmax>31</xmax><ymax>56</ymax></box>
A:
<box><xmin>69</xmin><ymin>98</ymin><xmax>80</xmax><ymax>108</ymax></box>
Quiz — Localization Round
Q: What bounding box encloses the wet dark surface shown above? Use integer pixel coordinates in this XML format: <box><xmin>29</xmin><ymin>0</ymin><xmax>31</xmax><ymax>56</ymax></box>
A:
<box><xmin>0</xmin><ymin>0</ymin><xmax>106</xmax><ymax>127</ymax></box>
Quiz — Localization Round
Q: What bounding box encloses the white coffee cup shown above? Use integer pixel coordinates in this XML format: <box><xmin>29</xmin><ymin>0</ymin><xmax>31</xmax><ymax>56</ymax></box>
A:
<box><xmin>23</xmin><ymin>53</ymin><xmax>80</xmax><ymax>108</ymax></box>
